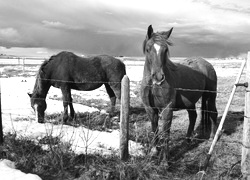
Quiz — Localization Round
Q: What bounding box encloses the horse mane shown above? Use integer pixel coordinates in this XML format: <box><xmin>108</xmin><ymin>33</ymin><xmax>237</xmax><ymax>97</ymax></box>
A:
<box><xmin>152</xmin><ymin>32</ymin><xmax>173</xmax><ymax>47</ymax></box>
<box><xmin>142</xmin><ymin>32</ymin><xmax>178</xmax><ymax>71</ymax></box>
<box><xmin>32</xmin><ymin>60</ymin><xmax>49</xmax><ymax>94</ymax></box>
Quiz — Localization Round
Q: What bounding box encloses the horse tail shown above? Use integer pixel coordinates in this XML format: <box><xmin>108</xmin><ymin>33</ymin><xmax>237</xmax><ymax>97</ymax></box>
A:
<box><xmin>201</xmin><ymin>95</ymin><xmax>210</xmax><ymax>136</ymax></box>
<box><xmin>201</xmin><ymin>90</ymin><xmax>218</xmax><ymax>138</ymax></box>
<box><xmin>200</xmin><ymin>59</ymin><xmax>217</xmax><ymax>138</ymax></box>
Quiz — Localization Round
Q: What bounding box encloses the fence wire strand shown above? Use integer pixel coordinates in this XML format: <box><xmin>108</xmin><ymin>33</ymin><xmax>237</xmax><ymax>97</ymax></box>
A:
<box><xmin>0</xmin><ymin>60</ymin><xmax>248</xmax><ymax>179</ymax></box>
<box><xmin>29</xmin><ymin>77</ymin><xmax>246</xmax><ymax>94</ymax></box>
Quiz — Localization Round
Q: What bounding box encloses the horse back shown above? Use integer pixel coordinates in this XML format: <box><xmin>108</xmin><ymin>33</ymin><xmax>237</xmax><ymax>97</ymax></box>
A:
<box><xmin>43</xmin><ymin>52</ymin><xmax>126</xmax><ymax>90</ymax></box>
<box><xmin>171</xmin><ymin>57</ymin><xmax>217</xmax><ymax>108</ymax></box>
<box><xmin>182</xmin><ymin>57</ymin><xmax>216</xmax><ymax>87</ymax></box>
<box><xmin>96</xmin><ymin>55</ymin><xmax>126</xmax><ymax>83</ymax></box>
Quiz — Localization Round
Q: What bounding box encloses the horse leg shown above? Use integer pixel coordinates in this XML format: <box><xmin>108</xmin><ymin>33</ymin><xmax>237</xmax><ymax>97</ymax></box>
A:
<box><xmin>104</xmin><ymin>83</ymin><xmax>116</xmax><ymax>115</ymax></box>
<box><xmin>141</xmin><ymin>86</ymin><xmax>161</xmax><ymax>157</ymax></box>
<box><xmin>207</xmin><ymin>95</ymin><xmax>218</xmax><ymax>139</ymax></box>
<box><xmin>148</xmin><ymin>108</ymin><xmax>159</xmax><ymax>140</ymax></box>
<box><xmin>68</xmin><ymin>91</ymin><xmax>75</xmax><ymax>121</ymax></box>
<box><xmin>145</xmin><ymin>107</ymin><xmax>159</xmax><ymax>156</ymax></box>
<box><xmin>61</xmin><ymin>87</ymin><xmax>72</xmax><ymax>123</ymax></box>
<box><xmin>200</xmin><ymin>95</ymin><xmax>208</xmax><ymax>137</ymax></box>
<box><xmin>160</xmin><ymin>104</ymin><xmax>173</xmax><ymax>164</ymax></box>
<box><xmin>186</xmin><ymin>106</ymin><xmax>197</xmax><ymax>141</ymax></box>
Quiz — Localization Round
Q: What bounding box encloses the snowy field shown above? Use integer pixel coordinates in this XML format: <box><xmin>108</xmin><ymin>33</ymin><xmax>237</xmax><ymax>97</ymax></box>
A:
<box><xmin>0</xmin><ymin>59</ymin><xmax>243</xmax><ymax>155</ymax></box>
<box><xmin>0</xmin><ymin>58</ymin><xmax>244</xmax><ymax>179</ymax></box>
<box><xmin>0</xmin><ymin>60</ymin><xmax>147</xmax><ymax>179</ymax></box>
<box><xmin>1</xmin><ymin>73</ymin><xmax>144</xmax><ymax>156</ymax></box>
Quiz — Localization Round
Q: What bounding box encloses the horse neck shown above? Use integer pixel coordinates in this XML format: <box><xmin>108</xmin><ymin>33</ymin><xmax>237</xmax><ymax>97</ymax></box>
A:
<box><xmin>163</xmin><ymin>57</ymin><xmax>178</xmax><ymax>83</ymax></box>
<box><xmin>32</xmin><ymin>77</ymin><xmax>50</xmax><ymax>98</ymax></box>
<box><xmin>143</xmin><ymin>56</ymin><xmax>177</xmax><ymax>84</ymax></box>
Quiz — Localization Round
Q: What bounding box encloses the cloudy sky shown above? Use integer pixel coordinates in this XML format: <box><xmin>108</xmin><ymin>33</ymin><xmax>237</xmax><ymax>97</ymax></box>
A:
<box><xmin>0</xmin><ymin>0</ymin><xmax>250</xmax><ymax>58</ymax></box>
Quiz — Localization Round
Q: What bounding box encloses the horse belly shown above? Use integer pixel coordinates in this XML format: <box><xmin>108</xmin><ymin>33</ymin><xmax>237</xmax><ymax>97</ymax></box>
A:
<box><xmin>71</xmin><ymin>83</ymin><xmax>103</xmax><ymax>91</ymax></box>
<box><xmin>175</xmin><ymin>91</ymin><xmax>202</xmax><ymax>109</ymax></box>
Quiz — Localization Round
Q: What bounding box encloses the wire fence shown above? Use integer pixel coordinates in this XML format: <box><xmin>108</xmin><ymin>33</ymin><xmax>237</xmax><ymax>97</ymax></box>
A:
<box><xmin>2</xmin><ymin>78</ymin><xmax>245</xmax><ymax>113</ymax></box>
<box><xmin>0</xmin><ymin>58</ymin><xmax>247</xmax><ymax>179</ymax></box>
<box><xmin>1</xmin><ymin>68</ymin><xmax>246</xmax><ymax>129</ymax></box>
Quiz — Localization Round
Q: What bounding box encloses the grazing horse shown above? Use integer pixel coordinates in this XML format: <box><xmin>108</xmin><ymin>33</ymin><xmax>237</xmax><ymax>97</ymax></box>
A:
<box><xmin>140</xmin><ymin>25</ymin><xmax>218</xmax><ymax>162</ymax></box>
<box><xmin>28</xmin><ymin>51</ymin><xmax>126</xmax><ymax>123</ymax></box>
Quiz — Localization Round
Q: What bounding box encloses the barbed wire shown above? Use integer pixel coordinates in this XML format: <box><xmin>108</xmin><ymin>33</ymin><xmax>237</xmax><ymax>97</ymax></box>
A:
<box><xmin>24</xmin><ymin>76</ymin><xmax>246</xmax><ymax>94</ymax></box>
<box><xmin>2</xmin><ymin>92</ymin><xmax>248</xmax><ymax>180</ymax></box>
<box><xmin>0</xmin><ymin>60</ymin><xmax>247</xmax><ymax>179</ymax></box>
<box><xmin>23</xmin><ymin>75</ymin><xmax>245</xmax><ymax>117</ymax></box>
<box><xmin>2</xmin><ymin>72</ymin><xmax>248</xmax><ymax>138</ymax></box>
<box><xmin>2</xmin><ymin>106</ymin><xmax>221</xmax><ymax>115</ymax></box>
<box><xmin>3</xmin><ymin>108</ymin><xmax>247</xmax><ymax>147</ymax></box>
<box><xmin>2</xmin><ymin>81</ymin><xmax>244</xmax><ymax>116</ymax></box>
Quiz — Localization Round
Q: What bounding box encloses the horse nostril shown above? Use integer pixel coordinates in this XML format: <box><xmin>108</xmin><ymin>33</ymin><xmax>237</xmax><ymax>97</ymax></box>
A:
<box><xmin>156</xmin><ymin>73</ymin><xmax>164</xmax><ymax>81</ymax></box>
<box><xmin>153</xmin><ymin>72</ymin><xmax>164</xmax><ymax>81</ymax></box>
<box><xmin>151</xmin><ymin>73</ymin><xmax>156</xmax><ymax>80</ymax></box>
<box><xmin>152</xmin><ymin>72</ymin><xmax>165</xmax><ymax>85</ymax></box>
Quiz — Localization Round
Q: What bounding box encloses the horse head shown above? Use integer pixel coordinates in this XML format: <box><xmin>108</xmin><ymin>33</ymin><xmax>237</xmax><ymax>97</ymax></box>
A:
<box><xmin>28</xmin><ymin>93</ymin><xmax>47</xmax><ymax>123</ymax></box>
<box><xmin>143</xmin><ymin>25</ymin><xmax>173</xmax><ymax>85</ymax></box>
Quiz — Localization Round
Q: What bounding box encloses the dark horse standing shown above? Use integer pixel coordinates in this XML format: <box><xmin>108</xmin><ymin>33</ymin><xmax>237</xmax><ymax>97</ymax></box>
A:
<box><xmin>28</xmin><ymin>51</ymin><xmax>126</xmax><ymax>123</ymax></box>
<box><xmin>140</xmin><ymin>25</ymin><xmax>217</xmax><ymax>163</ymax></box>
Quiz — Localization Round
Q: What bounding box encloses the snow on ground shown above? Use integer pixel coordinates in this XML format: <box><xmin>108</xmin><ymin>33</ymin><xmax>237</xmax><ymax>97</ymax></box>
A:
<box><xmin>0</xmin><ymin>60</ymin><xmax>243</xmax><ymax>154</ymax></box>
<box><xmin>0</xmin><ymin>59</ymin><xmax>243</xmax><ymax>150</ymax></box>
<box><xmin>0</xmin><ymin>59</ymin><xmax>244</xmax><ymax>179</ymax></box>
<box><xmin>0</xmin><ymin>74</ymin><xmax>144</xmax><ymax>179</ymax></box>
<box><xmin>1</xmin><ymin>77</ymin><xmax>144</xmax><ymax>156</ymax></box>
<box><xmin>0</xmin><ymin>159</ymin><xmax>42</xmax><ymax>180</ymax></box>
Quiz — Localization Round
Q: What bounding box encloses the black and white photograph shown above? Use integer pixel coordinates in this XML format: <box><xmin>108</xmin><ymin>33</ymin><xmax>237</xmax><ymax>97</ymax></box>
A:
<box><xmin>0</xmin><ymin>0</ymin><xmax>250</xmax><ymax>179</ymax></box>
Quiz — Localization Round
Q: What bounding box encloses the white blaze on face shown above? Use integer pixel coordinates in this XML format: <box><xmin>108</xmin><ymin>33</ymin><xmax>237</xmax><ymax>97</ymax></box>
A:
<box><xmin>154</xmin><ymin>43</ymin><xmax>161</xmax><ymax>55</ymax></box>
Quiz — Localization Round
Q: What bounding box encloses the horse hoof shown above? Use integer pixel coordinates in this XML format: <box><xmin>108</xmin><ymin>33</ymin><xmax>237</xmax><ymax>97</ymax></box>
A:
<box><xmin>160</xmin><ymin>160</ymin><xmax>169</xmax><ymax>168</ymax></box>
<box><xmin>185</xmin><ymin>137</ymin><xmax>192</xmax><ymax>144</ymax></box>
<box><xmin>63</xmin><ymin>120</ymin><xmax>68</xmax><ymax>124</ymax></box>
<box><xmin>69</xmin><ymin>116</ymin><xmax>76</xmax><ymax>122</ymax></box>
<box><xmin>109</xmin><ymin>112</ymin><xmax>116</xmax><ymax>118</ymax></box>
<box><xmin>62</xmin><ymin>117</ymin><xmax>69</xmax><ymax>124</ymax></box>
<box><xmin>150</xmin><ymin>147</ymin><xmax>159</xmax><ymax>157</ymax></box>
<box><xmin>209</xmin><ymin>136</ymin><xmax>214</xmax><ymax>141</ymax></box>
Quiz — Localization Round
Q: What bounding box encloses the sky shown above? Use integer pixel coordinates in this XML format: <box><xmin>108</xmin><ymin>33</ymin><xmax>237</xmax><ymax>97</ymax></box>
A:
<box><xmin>0</xmin><ymin>0</ymin><xmax>250</xmax><ymax>58</ymax></box>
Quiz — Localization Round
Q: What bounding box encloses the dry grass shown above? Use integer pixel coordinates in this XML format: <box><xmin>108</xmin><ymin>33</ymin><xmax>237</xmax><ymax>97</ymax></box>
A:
<box><xmin>0</xmin><ymin>61</ymin><xmax>247</xmax><ymax>179</ymax></box>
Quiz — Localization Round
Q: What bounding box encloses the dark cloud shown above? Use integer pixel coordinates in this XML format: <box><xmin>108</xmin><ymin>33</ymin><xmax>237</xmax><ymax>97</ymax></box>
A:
<box><xmin>0</xmin><ymin>0</ymin><xmax>250</xmax><ymax>58</ymax></box>
<box><xmin>170</xmin><ymin>28</ymin><xmax>250</xmax><ymax>58</ymax></box>
<box><xmin>170</xmin><ymin>38</ymin><xmax>250</xmax><ymax>58</ymax></box>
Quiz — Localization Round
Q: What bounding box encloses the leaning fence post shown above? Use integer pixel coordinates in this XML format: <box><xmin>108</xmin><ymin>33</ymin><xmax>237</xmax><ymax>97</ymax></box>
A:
<box><xmin>199</xmin><ymin>58</ymin><xmax>246</xmax><ymax>178</ymax></box>
<box><xmin>241</xmin><ymin>52</ymin><xmax>250</xmax><ymax>179</ymax></box>
<box><xmin>120</xmin><ymin>75</ymin><xmax>130</xmax><ymax>161</ymax></box>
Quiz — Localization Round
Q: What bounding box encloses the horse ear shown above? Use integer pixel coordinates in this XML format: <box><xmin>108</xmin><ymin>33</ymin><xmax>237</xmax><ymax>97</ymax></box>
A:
<box><xmin>165</xmin><ymin>27</ymin><xmax>173</xmax><ymax>39</ymax></box>
<box><xmin>27</xmin><ymin>93</ymin><xmax>32</xmax><ymax>97</ymax></box>
<box><xmin>147</xmin><ymin>25</ymin><xmax>154</xmax><ymax>39</ymax></box>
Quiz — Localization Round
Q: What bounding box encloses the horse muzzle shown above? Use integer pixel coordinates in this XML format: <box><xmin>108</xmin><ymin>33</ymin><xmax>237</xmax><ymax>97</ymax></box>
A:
<box><xmin>34</xmin><ymin>104</ymin><xmax>45</xmax><ymax>123</ymax></box>
<box><xmin>152</xmin><ymin>72</ymin><xmax>165</xmax><ymax>85</ymax></box>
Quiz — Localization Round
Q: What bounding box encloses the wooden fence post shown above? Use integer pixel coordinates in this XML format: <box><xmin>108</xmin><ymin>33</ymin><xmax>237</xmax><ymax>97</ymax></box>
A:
<box><xmin>22</xmin><ymin>58</ymin><xmax>25</xmax><ymax>75</ymax></box>
<box><xmin>242</xmin><ymin>52</ymin><xmax>250</xmax><ymax>179</ymax></box>
<box><xmin>120</xmin><ymin>75</ymin><xmax>130</xmax><ymax>161</ymax></box>
<box><xmin>0</xmin><ymin>79</ymin><xmax>3</xmax><ymax>144</ymax></box>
